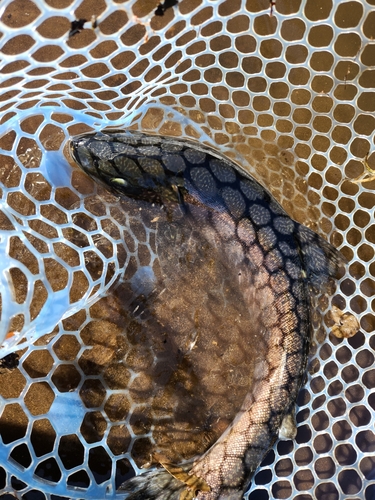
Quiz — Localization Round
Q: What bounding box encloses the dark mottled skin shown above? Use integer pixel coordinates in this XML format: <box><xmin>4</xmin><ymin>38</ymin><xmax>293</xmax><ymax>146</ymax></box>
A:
<box><xmin>70</xmin><ymin>131</ymin><xmax>344</xmax><ymax>499</ymax></box>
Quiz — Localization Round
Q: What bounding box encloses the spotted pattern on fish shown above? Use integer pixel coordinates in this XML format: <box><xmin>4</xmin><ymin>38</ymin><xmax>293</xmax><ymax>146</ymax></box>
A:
<box><xmin>70</xmin><ymin>131</ymin><xmax>344</xmax><ymax>499</ymax></box>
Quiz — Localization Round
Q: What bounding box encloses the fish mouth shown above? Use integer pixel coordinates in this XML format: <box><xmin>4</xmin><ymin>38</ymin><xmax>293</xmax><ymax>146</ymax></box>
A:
<box><xmin>69</xmin><ymin>137</ymin><xmax>81</xmax><ymax>163</ymax></box>
<box><xmin>70</xmin><ymin>136</ymin><xmax>95</xmax><ymax>174</ymax></box>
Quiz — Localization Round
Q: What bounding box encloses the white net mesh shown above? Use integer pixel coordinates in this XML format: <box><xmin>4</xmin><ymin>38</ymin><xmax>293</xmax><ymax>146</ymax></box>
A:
<box><xmin>0</xmin><ymin>0</ymin><xmax>374</xmax><ymax>498</ymax></box>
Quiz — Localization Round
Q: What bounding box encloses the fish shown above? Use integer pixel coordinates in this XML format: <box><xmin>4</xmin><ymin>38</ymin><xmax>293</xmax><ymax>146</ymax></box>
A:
<box><xmin>70</xmin><ymin>131</ymin><xmax>344</xmax><ymax>499</ymax></box>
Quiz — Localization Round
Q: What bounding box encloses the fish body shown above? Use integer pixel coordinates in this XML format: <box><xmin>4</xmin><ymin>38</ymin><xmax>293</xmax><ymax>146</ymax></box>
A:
<box><xmin>70</xmin><ymin>131</ymin><xmax>344</xmax><ymax>499</ymax></box>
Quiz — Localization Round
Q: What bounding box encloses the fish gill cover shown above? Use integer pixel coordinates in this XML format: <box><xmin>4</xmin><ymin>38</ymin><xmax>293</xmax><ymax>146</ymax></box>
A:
<box><xmin>0</xmin><ymin>1</ymin><xmax>374</xmax><ymax>499</ymax></box>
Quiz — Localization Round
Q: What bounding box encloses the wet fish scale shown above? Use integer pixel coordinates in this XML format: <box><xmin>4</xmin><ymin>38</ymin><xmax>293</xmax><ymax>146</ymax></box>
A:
<box><xmin>70</xmin><ymin>131</ymin><xmax>344</xmax><ymax>499</ymax></box>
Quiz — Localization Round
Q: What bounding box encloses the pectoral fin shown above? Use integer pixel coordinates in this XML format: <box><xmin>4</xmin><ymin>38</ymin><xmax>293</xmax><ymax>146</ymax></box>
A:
<box><xmin>278</xmin><ymin>410</ymin><xmax>297</xmax><ymax>440</ymax></box>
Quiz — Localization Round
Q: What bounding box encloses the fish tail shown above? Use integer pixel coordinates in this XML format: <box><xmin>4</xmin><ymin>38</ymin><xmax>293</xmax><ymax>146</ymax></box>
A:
<box><xmin>295</xmin><ymin>225</ymin><xmax>346</xmax><ymax>288</ymax></box>
<box><xmin>118</xmin><ymin>462</ymin><xmax>209</xmax><ymax>500</ymax></box>
<box><xmin>118</xmin><ymin>468</ymin><xmax>184</xmax><ymax>499</ymax></box>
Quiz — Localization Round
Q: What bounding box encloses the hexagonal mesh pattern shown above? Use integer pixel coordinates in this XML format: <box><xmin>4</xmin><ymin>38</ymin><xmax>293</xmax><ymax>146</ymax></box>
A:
<box><xmin>0</xmin><ymin>0</ymin><xmax>374</xmax><ymax>499</ymax></box>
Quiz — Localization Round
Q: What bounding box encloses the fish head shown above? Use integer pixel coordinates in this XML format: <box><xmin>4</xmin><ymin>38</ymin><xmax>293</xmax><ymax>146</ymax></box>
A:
<box><xmin>70</xmin><ymin>132</ymin><xmax>182</xmax><ymax>204</ymax></box>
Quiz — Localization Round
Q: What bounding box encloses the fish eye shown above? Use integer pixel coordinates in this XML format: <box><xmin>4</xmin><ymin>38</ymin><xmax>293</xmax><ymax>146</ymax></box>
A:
<box><xmin>110</xmin><ymin>177</ymin><xmax>128</xmax><ymax>187</ymax></box>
